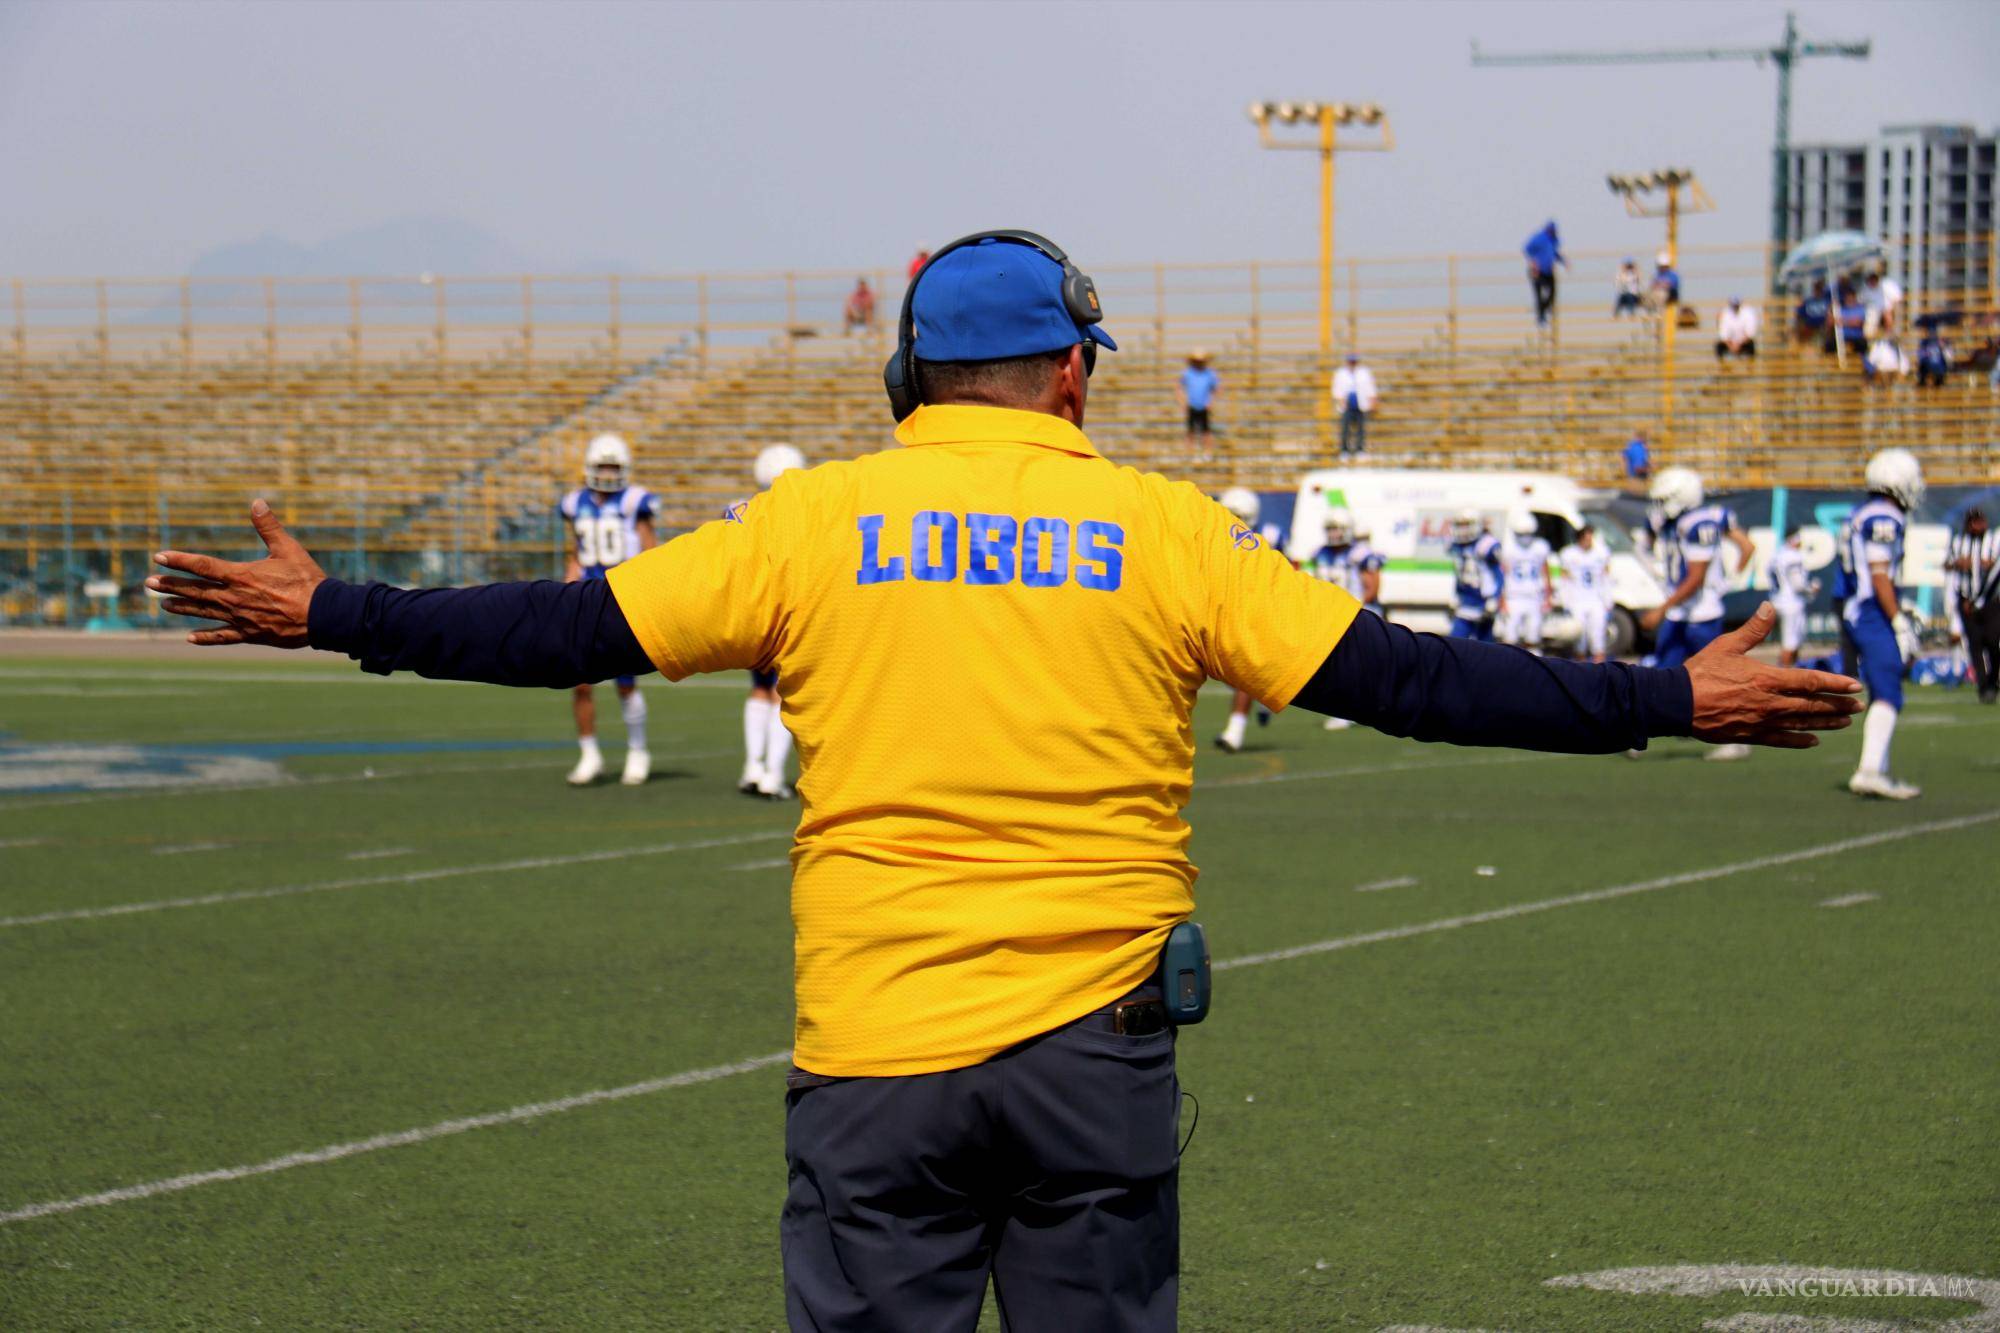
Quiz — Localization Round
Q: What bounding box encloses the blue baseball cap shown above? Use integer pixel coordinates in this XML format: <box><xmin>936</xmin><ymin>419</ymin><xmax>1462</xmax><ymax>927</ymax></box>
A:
<box><xmin>911</xmin><ymin>238</ymin><xmax>1116</xmax><ymax>362</ymax></box>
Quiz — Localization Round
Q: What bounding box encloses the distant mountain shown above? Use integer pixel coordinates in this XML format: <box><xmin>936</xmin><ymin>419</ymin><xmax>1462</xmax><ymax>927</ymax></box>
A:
<box><xmin>188</xmin><ymin>216</ymin><xmax>540</xmax><ymax>278</ymax></box>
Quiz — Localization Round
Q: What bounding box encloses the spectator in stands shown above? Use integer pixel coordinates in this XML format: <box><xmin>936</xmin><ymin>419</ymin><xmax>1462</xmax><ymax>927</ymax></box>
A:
<box><xmin>1177</xmin><ymin>349</ymin><xmax>1220</xmax><ymax>459</ymax></box>
<box><xmin>907</xmin><ymin>249</ymin><xmax>931</xmax><ymax>281</ymax></box>
<box><xmin>1331</xmin><ymin>352</ymin><xmax>1378</xmax><ymax>457</ymax></box>
<box><xmin>843</xmin><ymin>278</ymin><xmax>877</xmax><ymax>335</ymax></box>
<box><xmin>1715</xmin><ymin>297</ymin><xmax>1758</xmax><ymax>362</ymax></box>
<box><xmin>1649</xmin><ymin>251</ymin><xmax>1681</xmax><ymax>310</ymax></box>
<box><xmin>1622</xmin><ymin>430</ymin><xmax>1652</xmax><ymax>484</ymax></box>
<box><xmin>1915</xmin><ymin>330</ymin><xmax>1951</xmax><ymax>387</ymax></box>
<box><xmin>1795</xmin><ymin>281</ymin><xmax>1831</xmax><ymax>345</ymax></box>
<box><xmin>1864</xmin><ymin>336</ymin><xmax>1909</xmax><ymax>382</ymax></box>
<box><xmin>1860</xmin><ymin>272</ymin><xmax>1890</xmax><ymax>340</ymax></box>
<box><xmin>1833</xmin><ymin>280</ymin><xmax>1868</xmax><ymax>353</ymax></box>
<box><xmin>1613</xmin><ymin>258</ymin><xmax>1643</xmax><ymax>318</ymax></box>
<box><xmin>1523</xmin><ymin>221</ymin><xmax>1565</xmax><ymax>327</ymax></box>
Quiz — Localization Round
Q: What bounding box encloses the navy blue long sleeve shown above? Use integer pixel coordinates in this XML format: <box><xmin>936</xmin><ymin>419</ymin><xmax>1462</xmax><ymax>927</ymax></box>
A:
<box><xmin>307</xmin><ymin>577</ymin><xmax>653</xmax><ymax>686</ymax></box>
<box><xmin>1292</xmin><ymin>608</ymin><xmax>1692</xmax><ymax>753</ymax></box>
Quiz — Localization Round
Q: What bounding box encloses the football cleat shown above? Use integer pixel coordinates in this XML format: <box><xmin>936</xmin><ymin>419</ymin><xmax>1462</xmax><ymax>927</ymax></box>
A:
<box><xmin>621</xmin><ymin>748</ymin><xmax>651</xmax><ymax>786</ymax></box>
<box><xmin>567</xmin><ymin>750</ymin><xmax>604</xmax><ymax>786</ymax></box>
<box><xmin>1214</xmin><ymin>732</ymin><xmax>1243</xmax><ymax>753</ymax></box>
<box><xmin>739</xmin><ymin>762</ymin><xmax>767</xmax><ymax>795</ymax></box>
<box><xmin>755</xmin><ymin>771</ymin><xmax>794</xmax><ymax>800</ymax></box>
<box><xmin>1848</xmin><ymin>770</ymin><xmax>1920</xmax><ymax>800</ymax></box>
<box><xmin>1703</xmin><ymin>743</ymin><xmax>1752</xmax><ymax>762</ymax></box>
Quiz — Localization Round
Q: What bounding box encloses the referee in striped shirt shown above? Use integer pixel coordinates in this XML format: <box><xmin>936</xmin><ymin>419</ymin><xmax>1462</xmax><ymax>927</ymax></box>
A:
<box><xmin>1946</xmin><ymin>509</ymin><xmax>2000</xmax><ymax>703</ymax></box>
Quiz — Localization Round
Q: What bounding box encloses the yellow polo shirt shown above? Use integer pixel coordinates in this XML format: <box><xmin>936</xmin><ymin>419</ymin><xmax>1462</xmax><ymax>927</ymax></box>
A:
<box><xmin>608</xmin><ymin>404</ymin><xmax>1360</xmax><ymax>1076</ymax></box>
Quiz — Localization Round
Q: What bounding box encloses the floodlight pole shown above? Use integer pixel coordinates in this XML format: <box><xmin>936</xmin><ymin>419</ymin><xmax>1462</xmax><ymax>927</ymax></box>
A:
<box><xmin>1607</xmin><ymin>170</ymin><xmax>1716</xmax><ymax>456</ymax></box>
<box><xmin>1248</xmin><ymin>101</ymin><xmax>1393</xmax><ymax>450</ymax></box>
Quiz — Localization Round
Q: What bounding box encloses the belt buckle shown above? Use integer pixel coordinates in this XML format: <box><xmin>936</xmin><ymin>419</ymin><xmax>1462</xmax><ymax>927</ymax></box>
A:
<box><xmin>1113</xmin><ymin>999</ymin><xmax>1167</xmax><ymax>1036</ymax></box>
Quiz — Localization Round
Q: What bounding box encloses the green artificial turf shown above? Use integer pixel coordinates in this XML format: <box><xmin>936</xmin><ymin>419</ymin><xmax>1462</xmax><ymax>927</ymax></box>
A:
<box><xmin>1</xmin><ymin>655</ymin><xmax>1994</xmax><ymax>1329</ymax></box>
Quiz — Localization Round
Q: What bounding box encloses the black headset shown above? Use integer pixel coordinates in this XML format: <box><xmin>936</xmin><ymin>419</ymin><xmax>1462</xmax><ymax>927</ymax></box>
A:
<box><xmin>883</xmin><ymin>229</ymin><xmax>1105</xmax><ymax>423</ymax></box>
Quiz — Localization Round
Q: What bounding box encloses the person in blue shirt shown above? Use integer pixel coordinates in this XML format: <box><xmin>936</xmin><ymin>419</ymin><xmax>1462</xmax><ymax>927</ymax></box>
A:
<box><xmin>1622</xmin><ymin>430</ymin><xmax>1652</xmax><ymax>484</ymax></box>
<box><xmin>558</xmin><ymin>432</ymin><xmax>657</xmax><ymax>786</ymax></box>
<box><xmin>1177</xmin><ymin>350</ymin><xmax>1220</xmax><ymax>459</ymax></box>
<box><xmin>1915</xmin><ymin>331</ymin><xmax>1950</xmax><ymax>387</ymax></box>
<box><xmin>1650</xmin><ymin>251</ymin><xmax>1680</xmax><ymax>309</ymax></box>
<box><xmin>1446</xmin><ymin>509</ymin><xmax>1502</xmax><ymax>641</ymax></box>
<box><xmin>1842</xmin><ymin>448</ymin><xmax>1927</xmax><ymax>800</ymax></box>
<box><xmin>1524</xmin><ymin>221</ymin><xmax>1565</xmax><ymax>327</ymax></box>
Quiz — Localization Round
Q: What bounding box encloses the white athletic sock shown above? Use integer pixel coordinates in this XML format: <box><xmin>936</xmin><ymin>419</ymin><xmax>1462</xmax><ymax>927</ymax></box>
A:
<box><xmin>621</xmin><ymin>690</ymin><xmax>648</xmax><ymax>752</ymax></box>
<box><xmin>764</xmin><ymin>703</ymin><xmax>794</xmax><ymax>780</ymax></box>
<box><xmin>743</xmin><ymin>697</ymin><xmax>771</xmax><ymax>766</ymax></box>
<box><xmin>1859</xmin><ymin>700</ymin><xmax>1898</xmax><ymax>775</ymax></box>
<box><xmin>1222</xmin><ymin>711</ymin><xmax>1249</xmax><ymax>747</ymax></box>
<box><xmin>577</xmin><ymin>734</ymin><xmax>602</xmax><ymax>761</ymax></box>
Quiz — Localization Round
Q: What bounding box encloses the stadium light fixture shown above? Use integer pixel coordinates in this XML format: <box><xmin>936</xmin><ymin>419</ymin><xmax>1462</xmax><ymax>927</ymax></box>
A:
<box><xmin>1606</xmin><ymin>165</ymin><xmax>1715</xmax><ymax>264</ymax></box>
<box><xmin>1246</xmin><ymin>99</ymin><xmax>1395</xmax><ymax>370</ymax></box>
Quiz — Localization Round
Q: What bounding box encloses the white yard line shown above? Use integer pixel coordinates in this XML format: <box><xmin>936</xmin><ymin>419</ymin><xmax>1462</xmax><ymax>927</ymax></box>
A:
<box><xmin>0</xmin><ymin>666</ymin><xmax>765</xmax><ymax>690</ymax></box>
<box><xmin>1214</xmin><ymin>810</ymin><xmax>1999</xmax><ymax>972</ymax></box>
<box><xmin>0</xmin><ymin>837</ymin><xmax>48</xmax><ymax>850</ymax></box>
<box><xmin>1818</xmin><ymin>892</ymin><xmax>1881</xmax><ymax>909</ymax></box>
<box><xmin>729</xmin><ymin>857</ymin><xmax>794</xmax><ymax>872</ymax></box>
<box><xmin>1354</xmin><ymin>875</ymin><xmax>1419</xmax><ymax>893</ymax></box>
<box><xmin>343</xmin><ymin>847</ymin><xmax>415</xmax><ymax>862</ymax></box>
<box><xmin>0</xmin><ymin>828</ymin><xmax>792</xmax><ymax>929</ymax></box>
<box><xmin>4</xmin><ymin>808</ymin><xmax>1991</xmax><ymax>1227</ymax></box>
<box><xmin>0</xmin><ymin>1052</ymin><xmax>793</xmax><ymax>1225</ymax></box>
<box><xmin>0</xmin><ymin>750</ymin><xmax>732</xmax><ymax>815</ymax></box>
<box><xmin>150</xmin><ymin>842</ymin><xmax>232</xmax><ymax>856</ymax></box>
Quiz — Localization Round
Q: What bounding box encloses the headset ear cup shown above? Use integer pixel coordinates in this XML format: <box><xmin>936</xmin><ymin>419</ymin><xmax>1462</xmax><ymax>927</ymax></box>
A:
<box><xmin>1065</xmin><ymin>271</ymin><xmax>1102</xmax><ymax>328</ymax></box>
<box><xmin>884</xmin><ymin>347</ymin><xmax>918</xmax><ymax>423</ymax></box>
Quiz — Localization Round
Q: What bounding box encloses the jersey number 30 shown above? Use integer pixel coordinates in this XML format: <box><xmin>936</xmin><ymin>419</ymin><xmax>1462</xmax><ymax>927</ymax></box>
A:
<box><xmin>574</xmin><ymin>515</ymin><xmax>628</xmax><ymax>569</ymax></box>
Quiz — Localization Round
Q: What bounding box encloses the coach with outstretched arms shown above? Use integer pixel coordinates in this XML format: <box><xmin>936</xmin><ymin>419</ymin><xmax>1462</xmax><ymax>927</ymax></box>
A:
<box><xmin>151</xmin><ymin>231</ymin><xmax>1862</xmax><ymax>1332</ymax></box>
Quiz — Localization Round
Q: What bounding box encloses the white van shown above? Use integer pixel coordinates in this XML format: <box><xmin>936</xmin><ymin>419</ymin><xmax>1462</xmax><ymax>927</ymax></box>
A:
<box><xmin>1287</xmin><ymin>468</ymin><xmax>1666</xmax><ymax>654</ymax></box>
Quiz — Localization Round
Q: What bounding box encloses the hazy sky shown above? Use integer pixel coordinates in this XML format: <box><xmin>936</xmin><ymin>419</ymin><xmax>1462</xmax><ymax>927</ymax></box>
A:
<box><xmin>2</xmin><ymin>0</ymin><xmax>1994</xmax><ymax>278</ymax></box>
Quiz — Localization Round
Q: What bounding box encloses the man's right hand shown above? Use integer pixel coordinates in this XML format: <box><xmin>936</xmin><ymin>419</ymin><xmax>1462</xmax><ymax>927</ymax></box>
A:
<box><xmin>1683</xmin><ymin>603</ymin><xmax>1864</xmax><ymax>748</ymax></box>
<box><xmin>146</xmin><ymin>500</ymin><xmax>326</xmax><ymax>647</ymax></box>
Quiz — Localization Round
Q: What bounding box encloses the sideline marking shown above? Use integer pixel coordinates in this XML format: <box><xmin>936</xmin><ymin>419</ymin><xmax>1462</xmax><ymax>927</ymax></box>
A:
<box><xmin>0</xmin><ymin>750</ymin><xmax>732</xmax><ymax>814</ymax></box>
<box><xmin>1355</xmin><ymin>876</ymin><xmax>1419</xmax><ymax>893</ymax></box>
<box><xmin>1819</xmin><ymin>892</ymin><xmax>1880</xmax><ymax>909</ymax></box>
<box><xmin>0</xmin><ymin>1052</ymin><xmax>792</xmax><ymax>1225</ymax></box>
<box><xmin>6</xmin><ymin>810</ymin><xmax>1991</xmax><ymax>1226</ymax></box>
<box><xmin>1214</xmin><ymin>811</ymin><xmax>1999</xmax><ymax>973</ymax></box>
<box><xmin>0</xmin><ymin>828</ymin><xmax>792</xmax><ymax>929</ymax></box>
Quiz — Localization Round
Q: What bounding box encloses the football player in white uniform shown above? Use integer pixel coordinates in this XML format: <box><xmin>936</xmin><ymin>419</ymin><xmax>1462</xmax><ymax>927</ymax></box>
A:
<box><xmin>560</xmin><ymin>433</ymin><xmax>656</xmax><ymax>785</ymax></box>
<box><xmin>1639</xmin><ymin>466</ymin><xmax>1757</xmax><ymax>761</ymax></box>
<box><xmin>1308</xmin><ymin>507</ymin><xmax>1375</xmax><ymax>730</ymax></box>
<box><xmin>1767</xmin><ymin>527</ymin><xmax>1819</xmax><ymax>669</ymax></box>
<box><xmin>1557</xmin><ymin>524</ymin><xmax>1613</xmax><ymax>662</ymax></box>
<box><xmin>1215</xmin><ymin>487</ymin><xmax>1282</xmax><ymax>752</ymax></box>
<box><xmin>1446</xmin><ymin>509</ymin><xmax>1502</xmax><ymax>641</ymax></box>
<box><xmin>739</xmin><ymin>443</ymin><xmax>806</xmax><ymax>797</ymax></box>
<box><xmin>1497</xmin><ymin>510</ymin><xmax>1554</xmax><ymax>652</ymax></box>
<box><xmin>1843</xmin><ymin>448</ymin><xmax>1926</xmax><ymax>799</ymax></box>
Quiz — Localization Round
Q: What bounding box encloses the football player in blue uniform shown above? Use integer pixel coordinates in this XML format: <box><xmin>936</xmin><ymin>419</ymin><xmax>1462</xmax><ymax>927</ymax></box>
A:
<box><xmin>1640</xmin><ymin>466</ymin><xmax>1757</xmax><ymax>760</ymax></box>
<box><xmin>1843</xmin><ymin>448</ymin><xmax>1926</xmax><ymax>799</ymax></box>
<box><xmin>560</xmin><ymin>433</ymin><xmax>657</xmax><ymax>785</ymax></box>
<box><xmin>1309</xmin><ymin>508</ymin><xmax>1376</xmax><ymax>730</ymax></box>
<box><xmin>1447</xmin><ymin>509</ymin><xmax>1501</xmax><ymax>641</ymax></box>
<box><xmin>740</xmin><ymin>443</ymin><xmax>806</xmax><ymax>796</ymax></box>
<box><xmin>1347</xmin><ymin>519</ymin><xmax>1386</xmax><ymax>618</ymax></box>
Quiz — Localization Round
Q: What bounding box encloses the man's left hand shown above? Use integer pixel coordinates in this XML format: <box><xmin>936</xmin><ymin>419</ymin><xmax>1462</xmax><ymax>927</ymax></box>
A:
<box><xmin>1683</xmin><ymin>603</ymin><xmax>1864</xmax><ymax>748</ymax></box>
<box><xmin>147</xmin><ymin>500</ymin><xmax>325</xmax><ymax>648</ymax></box>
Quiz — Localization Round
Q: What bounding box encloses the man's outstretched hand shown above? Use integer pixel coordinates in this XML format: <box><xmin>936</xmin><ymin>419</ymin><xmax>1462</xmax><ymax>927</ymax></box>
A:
<box><xmin>1684</xmin><ymin>602</ymin><xmax>1864</xmax><ymax>748</ymax></box>
<box><xmin>147</xmin><ymin>500</ymin><xmax>325</xmax><ymax>647</ymax></box>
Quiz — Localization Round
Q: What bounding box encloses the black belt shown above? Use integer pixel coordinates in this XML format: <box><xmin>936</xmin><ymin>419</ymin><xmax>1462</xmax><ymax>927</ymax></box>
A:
<box><xmin>1079</xmin><ymin>986</ymin><xmax>1168</xmax><ymax>1037</ymax></box>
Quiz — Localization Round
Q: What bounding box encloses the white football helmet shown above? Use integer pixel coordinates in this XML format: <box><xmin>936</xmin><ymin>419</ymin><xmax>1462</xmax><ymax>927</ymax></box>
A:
<box><xmin>1219</xmin><ymin>487</ymin><xmax>1260</xmax><ymax>524</ymax></box>
<box><xmin>754</xmin><ymin>443</ymin><xmax>806</xmax><ymax>490</ymax></box>
<box><xmin>583</xmin><ymin>433</ymin><xmax>631</xmax><ymax>492</ymax></box>
<box><xmin>1649</xmin><ymin>465</ymin><xmax>1704</xmax><ymax>520</ymax></box>
<box><xmin>1449</xmin><ymin>508</ymin><xmax>1481</xmax><ymax>543</ymax></box>
<box><xmin>1508</xmin><ymin>509</ymin><xmax>1539</xmax><ymax>538</ymax></box>
<box><xmin>1324</xmin><ymin>506</ymin><xmax>1355</xmax><ymax>546</ymax></box>
<box><xmin>1864</xmin><ymin>447</ymin><xmax>1925</xmax><ymax>511</ymax></box>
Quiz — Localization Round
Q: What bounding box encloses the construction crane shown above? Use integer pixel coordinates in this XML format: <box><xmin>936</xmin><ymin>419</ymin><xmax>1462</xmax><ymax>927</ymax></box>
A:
<box><xmin>1471</xmin><ymin>11</ymin><xmax>1870</xmax><ymax>275</ymax></box>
